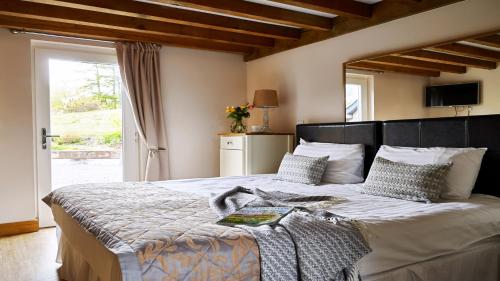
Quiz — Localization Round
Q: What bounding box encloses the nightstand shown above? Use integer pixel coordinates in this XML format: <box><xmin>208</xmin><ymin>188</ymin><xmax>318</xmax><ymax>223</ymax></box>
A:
<box><xmin>219</xmin><ymin>133</ymin><xmax>294</xmax><ymax>177</ymax></box>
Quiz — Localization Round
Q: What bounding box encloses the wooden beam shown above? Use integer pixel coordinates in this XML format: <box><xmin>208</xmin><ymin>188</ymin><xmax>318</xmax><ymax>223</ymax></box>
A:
<box><xmin>245</xmin><ymin>0</ymin><xmax>464</xmax><ymax>60</ymax></box>
<box><xmin>0</xmin><ymin>0</ymin><xmax>274</xmax><ymax>47</ymax></box>
<box><xmin>430</xmin><ymin>43</ymin><xmax>500</xmax><ymax>61</ymax></box>
<box><xmin>401</xmin><ymin>49</ymin><xmax>497</xmax><ymax>69</ymax></box>
<box><xmin>369</xmin><ymin>55</ymin><xmax>466</xmax><ymax>74</ymax></box>
<box><xmin>0</xmin><ymin>220</ymin><xmax>39</xmax><ymax>237</ymax></box>
<box><xmin>347</xmin><ymin>61</ymin><xmax>441</xmax><ymax>77</ymax></box>
<box><xmin>30</xmin><ymin>0</ymin><xmax>301</xmax><ymax>40</ymax></box>
<box><xmin>467</xmin><ymin>34</ymin><xmax>500</xmax><ymax>48</ymax></box>
<box><xmin>149</xmin><ymin>0</ymin><xmax>333</xmax><ymax>31</ymax></box>
<box><xmin>268</xmin><ymin>0</ymin><xmax>372</xmax><ymax>18</ymax></box>
<box><xmin>0</xmin><ymin>15</ymin><xmax>254</xmax><ymax>54</ymax></box>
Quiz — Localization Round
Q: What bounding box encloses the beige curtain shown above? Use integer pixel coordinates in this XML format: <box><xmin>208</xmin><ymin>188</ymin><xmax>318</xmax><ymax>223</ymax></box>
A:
<box><xmin>116</xmin><ymin>42</ymin><xmax>169</xmax><ymax>181</ymax></box>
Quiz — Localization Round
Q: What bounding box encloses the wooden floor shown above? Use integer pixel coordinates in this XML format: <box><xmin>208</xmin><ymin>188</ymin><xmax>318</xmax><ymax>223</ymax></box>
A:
<box><xmin>0</xmin><ymin>228</ymin><xmax>60</xmax><ymax>281</ymax></box>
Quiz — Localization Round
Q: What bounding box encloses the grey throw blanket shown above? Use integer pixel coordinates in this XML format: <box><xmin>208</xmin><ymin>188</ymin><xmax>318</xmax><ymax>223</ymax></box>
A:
<box><xmin>209</xmin><ymin>187</ymin><xmax>371</xmax><ymax>281</ymax></box>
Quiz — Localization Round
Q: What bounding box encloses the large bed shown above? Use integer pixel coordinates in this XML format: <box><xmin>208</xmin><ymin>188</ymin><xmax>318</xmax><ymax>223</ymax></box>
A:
<box><xmin>45</xmin><ymin>115</ymin><xmax>500</xmax><ymax>281</ymax></box>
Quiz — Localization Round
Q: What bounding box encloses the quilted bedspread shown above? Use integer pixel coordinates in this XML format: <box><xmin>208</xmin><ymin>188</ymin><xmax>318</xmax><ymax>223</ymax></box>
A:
<box><xmin>43</xmin><ymin>182</ymin><xmax>260</xmax><ymax>281</ymax></box>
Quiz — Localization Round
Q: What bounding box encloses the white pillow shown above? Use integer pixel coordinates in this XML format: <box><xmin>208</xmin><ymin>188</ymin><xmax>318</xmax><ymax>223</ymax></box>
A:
<box><xmin>293</xmin><ymin>139</ymin><xmax>365</xmax><ymax>184</ymax></box>
<box><xmin>376</xmin><ymin>145</ymin><xmax>487</xmax><ymax>199</ymax></box>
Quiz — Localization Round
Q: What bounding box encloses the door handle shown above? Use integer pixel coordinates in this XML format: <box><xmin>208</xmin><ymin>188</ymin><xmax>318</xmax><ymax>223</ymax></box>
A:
<box><xmin>42</xmin><ymin>128</ymin><xmax>60</xmax><ymax>150</ymax></box>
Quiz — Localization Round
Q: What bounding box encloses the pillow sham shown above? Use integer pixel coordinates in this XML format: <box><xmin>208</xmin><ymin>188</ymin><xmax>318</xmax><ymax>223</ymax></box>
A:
<box><xmin>376</xmin><ymin>145</ymin><xmax>487</xmax><ymax>199</ymax></box>
<box><xmin>362</xmin><ymin>157</ymin><xmax>452</xmax><ymax>203</ymax></box>
<box><xmin>293</xmin><ymin>139</ymin><xmax>364</xmax><ymax>184</ymax></box>
<box><xmin>276</xmin><ymin>153</ymin><xmax>329</xmax><ymax>185</ymax></box>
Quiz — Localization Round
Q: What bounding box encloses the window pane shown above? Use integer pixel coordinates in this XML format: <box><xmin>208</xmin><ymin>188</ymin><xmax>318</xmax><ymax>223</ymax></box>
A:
<box><xmin>49</xmin><ymin>59</ymin><xmax>123</xmax><ymax>188</ymax></box>
<box><xmin>346</xmin><ymin>84</ymin><xmax>361</xmax><ymax>122</ymax></box>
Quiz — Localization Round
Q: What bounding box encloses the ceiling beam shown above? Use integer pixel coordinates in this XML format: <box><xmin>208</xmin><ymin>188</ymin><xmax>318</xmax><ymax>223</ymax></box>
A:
<box><xmin>466</xmin><ymin>34</ymin><xmax>500</xmax><ymax>49</ymax></box>
<box><xmin>0</xmin><ymin>0</ymin><xmax>274</xmax><ymax>47</ymax></box>
<box><xmin>267</xmin><ymin>0</ymin><xmax>372</xmax><ymax>18</ymax></box>
<box><xmin>430</xmin><ymin>43</ymin><xmax>500</xmax><ymax>61</ymax></box>
<box><xmin>148</xmin><ymin>0</ymin><xmax>333</xmax><ymax>31</ymax></box>
<box><xmin>400</xmin><ymin>50</ymin><xmax>497</xmax><ymax>70</ymax></box>
<box><xmin>347</xmin><ymin>61</ymin><xmax>441</xmax><ymax>77</ymax></box>
<box><xmin>245</xmin><ymin>0</ymin><xmax>464</xmax><ymax>61</ymax></box>
<box><xmin>0</xmin><ymin>15</ymin><xmax>254</xmax><ymax>54</ymax></box>
<box><xmin>369</xmin><ymin>55</ymin><xmax>466</xmax><ymax>74</ymax></box>
<box><xmin>29</xmin><ymin>0</ymin><xmax>301</xmax><ymax>40</ymax></box>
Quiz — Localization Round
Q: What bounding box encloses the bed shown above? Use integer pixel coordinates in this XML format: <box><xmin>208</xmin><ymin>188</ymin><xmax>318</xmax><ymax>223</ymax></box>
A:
<box><xmin>45</xmin><ymin>114</ymin><xmax>500</xmax><ymax>281</ymax></box>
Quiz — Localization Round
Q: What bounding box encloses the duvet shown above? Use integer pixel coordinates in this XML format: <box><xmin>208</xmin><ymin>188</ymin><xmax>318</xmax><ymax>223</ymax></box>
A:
<box><xmin>43</xmin><ymin>182</ymin><xmax>260</xmax><ymax>281</ymax></box>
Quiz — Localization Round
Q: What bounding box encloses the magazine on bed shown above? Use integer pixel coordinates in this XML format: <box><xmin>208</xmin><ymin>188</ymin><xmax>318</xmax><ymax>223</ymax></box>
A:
<box><xmin>217</xmin><ymin>206</ymin><xmax>294</xmax><ymax>226</ymax></box>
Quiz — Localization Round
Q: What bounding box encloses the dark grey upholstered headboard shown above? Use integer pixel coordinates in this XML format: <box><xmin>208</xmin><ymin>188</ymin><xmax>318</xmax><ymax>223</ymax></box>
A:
<box><xmin>296</xmin><ymin>114</ymin><xmax>500</xmax><ymax>197</ymax></box>
<box><xmin>296</xmin><ymin>121</ymin><xmax>382</xmax><ymax>178</ymax></box>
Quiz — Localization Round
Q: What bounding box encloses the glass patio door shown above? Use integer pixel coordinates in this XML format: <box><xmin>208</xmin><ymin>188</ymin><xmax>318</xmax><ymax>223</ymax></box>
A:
<box><xmin>34</xmin><ymin>43</ymin><xmax>140</xmax><ymax>227</ymax></box>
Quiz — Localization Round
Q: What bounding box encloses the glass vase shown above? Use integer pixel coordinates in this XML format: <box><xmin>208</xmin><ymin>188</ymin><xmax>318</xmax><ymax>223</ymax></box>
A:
<box><xmin>230</xmin><ymin>119</ymin><xmax>247</xmax><ymax>133</ymax></box>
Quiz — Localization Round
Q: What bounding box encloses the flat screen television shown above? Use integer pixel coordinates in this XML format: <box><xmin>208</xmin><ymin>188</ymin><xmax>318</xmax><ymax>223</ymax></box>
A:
<box><xmin>425</xmin><ymin>82</ymin><xmax>480</xmax><ymax>107</ymax></box>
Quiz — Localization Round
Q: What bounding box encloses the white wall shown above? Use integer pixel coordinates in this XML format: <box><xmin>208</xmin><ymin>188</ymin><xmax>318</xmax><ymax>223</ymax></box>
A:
<box><xmin>372</xmin><ymin>72</ymin><xmax>431</xmax><ymax>120</ymax></box>
<box><xmin>161</xmin><ymin>47</ymin><xmax>246</xmax><ymax>179</ymax></box>
<box><xmin>0</xmin><ymin>30</ymin><xmax>37</xmax><ymax>224</ymax></box>
<box><xmin>0</xmin><ymin>29</ymin><xmax>246</xmax><ymax>224</ymax></box>
<box><xmin>246</xmin><ymin>0</ymin><xmax>500</xmax><ymax>132</ymax></box>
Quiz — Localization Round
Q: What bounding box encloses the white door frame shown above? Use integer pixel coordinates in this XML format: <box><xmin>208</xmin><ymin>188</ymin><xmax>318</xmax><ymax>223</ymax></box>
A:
<box><xmin>33</xmin><ymin>42</ymin><xmax>140</xmax><ymax>227</ymax></box>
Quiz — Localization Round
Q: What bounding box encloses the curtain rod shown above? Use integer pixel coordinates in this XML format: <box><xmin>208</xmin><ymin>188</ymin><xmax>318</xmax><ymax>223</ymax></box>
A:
<box><xmin>10</xmin><ymin>29</ymin><xmax>116</xmax><ymax>44</ymax></box>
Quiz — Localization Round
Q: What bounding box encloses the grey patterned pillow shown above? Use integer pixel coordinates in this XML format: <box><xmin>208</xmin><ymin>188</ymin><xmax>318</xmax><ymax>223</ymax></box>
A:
<box><xmin>362</xmin><ymin>157</ymin><xmax>452</xmax><ymax>203</ymax></box>
<box><xmin>276</xmin><ymin>153</ymin><xmax>329</xmax><ymax>185</ymax></box>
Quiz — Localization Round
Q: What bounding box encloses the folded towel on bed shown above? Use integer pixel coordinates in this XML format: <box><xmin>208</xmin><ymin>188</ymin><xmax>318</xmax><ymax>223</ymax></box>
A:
<box><xmin>209</xmin><ymin>187</ymin><xmax>371</xmax><ymax>281</ymax></box>
<box><xmin>209</xmin><ymin>186</ymin><xmax>340</xmax><ymax>217</ymax></box>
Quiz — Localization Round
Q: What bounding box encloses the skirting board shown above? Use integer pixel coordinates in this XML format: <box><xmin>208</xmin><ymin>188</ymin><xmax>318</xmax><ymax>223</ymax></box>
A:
<box><xmin>0</xmin><ymin>220</ymin><xmax>39</xmax><ymax>237</ymax></box>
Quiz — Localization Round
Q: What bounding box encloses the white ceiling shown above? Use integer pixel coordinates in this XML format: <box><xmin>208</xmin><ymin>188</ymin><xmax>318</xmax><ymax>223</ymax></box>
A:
<box><xmin>139</xmin><ymin>0</ymin><xmax>383</xmax><ymax>28</ymax></box>
<box><xmin>247</xmin><ymin>0</ymin><xmax>383</xmax><ymax>17</ymax></box>
<box><xmin>459</xmin><ymin>38</ymin><xmax>500</xmax><ymax>52</ymax></box>
<box><xmin>245</xmin><ymin>0</ymin><xmax>334</xmax><ymax>17</ymax></box>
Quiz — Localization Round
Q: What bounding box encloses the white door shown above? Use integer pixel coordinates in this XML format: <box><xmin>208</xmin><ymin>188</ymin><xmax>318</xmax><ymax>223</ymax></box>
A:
<box><xmin>34</xmin><ymin>43</ymin><xmax>140</xmax><ymax>227</ymax></box>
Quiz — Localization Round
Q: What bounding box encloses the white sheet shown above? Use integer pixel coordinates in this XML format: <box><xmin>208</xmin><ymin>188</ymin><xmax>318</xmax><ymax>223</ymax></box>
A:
<box><xmin>365</xmin><ymin>236</ymin><xmax>500</xmax><ymax>281</ymax></box>
<box><xmin>155</xmin><ymin>174</ymin><xmax>500</xmax><ymax>276</ymax></box>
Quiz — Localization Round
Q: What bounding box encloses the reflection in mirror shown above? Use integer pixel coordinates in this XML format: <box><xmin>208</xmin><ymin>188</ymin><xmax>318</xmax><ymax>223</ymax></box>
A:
<box><xmin>344</xmin><ymin>30</ymin><xmax>500</xmax><ymax>122</ymax></box>
<box><xmin>345</xmin><ymin>74</ymin><xmax>372</xmax><ymax>122</ymax></box>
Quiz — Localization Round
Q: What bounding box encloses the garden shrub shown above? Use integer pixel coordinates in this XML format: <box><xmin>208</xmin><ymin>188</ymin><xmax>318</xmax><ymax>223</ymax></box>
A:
<box><xmin>56</xmin><ymin>133</ymin><xmax>83</xmax><ymax>145</ymax></box>
<box><xmin>102</xmin><ymin>131</ymin><xmax>122</xmax><ymax>145</ymax></box>
<box><xmin>63</xmin><ymin>96</ymin><xmax>101</xmax><ymax>113</ymax></box>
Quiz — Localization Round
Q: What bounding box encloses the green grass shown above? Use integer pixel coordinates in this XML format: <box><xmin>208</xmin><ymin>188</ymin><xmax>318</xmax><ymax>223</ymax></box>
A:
<box><xmin>51</xmin><ymin>109</ymin><xmax>121</xmax><ymax>135</ymax></box>
<box><xmin>51</xmin><ymin>144</ymin><xmax>82</xmax><ymax>151</ymax></box>
<box><xmin>51</xmin><ymin>109</ymin><xmax>122</xmax><ymax>151</ymax></box>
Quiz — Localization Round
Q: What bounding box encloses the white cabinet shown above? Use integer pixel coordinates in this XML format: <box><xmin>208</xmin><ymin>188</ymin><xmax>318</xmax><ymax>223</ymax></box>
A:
<box><xmin>220</xmin><ymin>133</ymin><xmax>294</xmax><ymax>177</ymax></box>
<box><xmin>220</xmin><ymin>149</ymin><xmax>244</xmax><ymax>176</ymax></box>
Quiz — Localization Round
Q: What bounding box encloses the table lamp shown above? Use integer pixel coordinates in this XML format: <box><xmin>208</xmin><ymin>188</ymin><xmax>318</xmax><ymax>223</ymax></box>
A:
<box><xmin>253</xmin><ymin>89</ymin><xmax>279</xmax><ymax>132</ymax></box>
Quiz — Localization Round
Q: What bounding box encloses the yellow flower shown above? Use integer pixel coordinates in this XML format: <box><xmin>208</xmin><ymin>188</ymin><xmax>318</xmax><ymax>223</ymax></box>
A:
<box><xmin>225</xmin><ymin>106</ymin><xmax>237</xmax><ymax>113</ymax></box>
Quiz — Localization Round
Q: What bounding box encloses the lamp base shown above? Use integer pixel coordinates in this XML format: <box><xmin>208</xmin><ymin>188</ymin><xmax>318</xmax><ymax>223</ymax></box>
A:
<box><xmin>262</xmin><ymin>108</ymin><xmax>272</xmax><ymax>132</ymax></box>
<box><xmin>261</xmin><ymin>125</ymin><xmax>272</xmax><ymax>133</ymax></box>
<box><xmin>250</xmin><ymin>125</ymin><xmax>270</xmax><ymax>133</ymax></box>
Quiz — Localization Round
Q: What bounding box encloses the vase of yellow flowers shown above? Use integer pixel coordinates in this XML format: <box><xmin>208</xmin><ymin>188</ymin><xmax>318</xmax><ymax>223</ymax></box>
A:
<box><xmin>226</xmin><ymin>104</ymin><xmax>253</xmax><ymax>133</ymax></box>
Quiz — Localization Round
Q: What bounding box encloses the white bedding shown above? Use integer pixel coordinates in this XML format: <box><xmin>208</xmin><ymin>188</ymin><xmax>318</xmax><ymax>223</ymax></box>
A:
<box><xmin>155</xmin><ymin>174</ymin><xmax>500</xmax><ymax>276</ymax></box>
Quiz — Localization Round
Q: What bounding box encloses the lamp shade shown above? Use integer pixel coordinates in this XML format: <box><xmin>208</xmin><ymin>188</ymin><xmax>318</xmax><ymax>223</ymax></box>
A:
<box><xmin>253</xmin><ymin>89</ymin><xmax>279</xmax><ymax>108</ymax></box>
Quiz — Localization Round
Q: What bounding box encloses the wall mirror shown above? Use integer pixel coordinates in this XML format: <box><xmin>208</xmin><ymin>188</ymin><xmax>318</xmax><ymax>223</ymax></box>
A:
<box><xmin>343</xmin><ymin>29</ymin><xmax>500</xmax><ymax>122</ymax></box>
